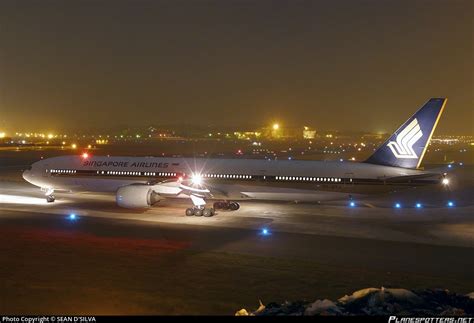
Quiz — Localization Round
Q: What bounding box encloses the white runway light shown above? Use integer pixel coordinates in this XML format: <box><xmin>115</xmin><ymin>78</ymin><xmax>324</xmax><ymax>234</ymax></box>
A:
<box><xmin>0</xmin><ymin>194</ymin><xmax>49</xmax><ymax>205</ymax></box>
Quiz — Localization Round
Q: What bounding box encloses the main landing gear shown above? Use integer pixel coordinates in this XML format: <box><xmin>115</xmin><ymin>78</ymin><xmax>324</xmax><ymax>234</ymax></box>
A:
<box><xmin>185</xmin><ymin>206</ymin><xmax>215</xmax><ymax>217</ymax></box>
<box><xmin>213</xmin><ymin>201</ymin><xmax>240</xmax><ymax>211</ymax></box>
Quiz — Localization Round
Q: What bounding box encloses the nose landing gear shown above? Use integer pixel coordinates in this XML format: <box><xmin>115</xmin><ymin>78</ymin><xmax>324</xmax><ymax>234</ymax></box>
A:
<box><xmin>42</xmin><ymin>188</ymin><xmax>55</xmax><ymax>203</ymax></box>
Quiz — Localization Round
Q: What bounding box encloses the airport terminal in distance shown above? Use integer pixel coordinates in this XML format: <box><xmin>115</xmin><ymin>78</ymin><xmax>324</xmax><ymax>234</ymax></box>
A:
<box><xmin>0</xmin><ymin>99</ymin><xmax>473</xmax><ymax>315</ymax></box>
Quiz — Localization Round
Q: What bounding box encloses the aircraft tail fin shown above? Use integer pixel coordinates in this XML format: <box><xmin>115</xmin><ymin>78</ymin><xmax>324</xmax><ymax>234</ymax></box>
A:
<box><xmin>365</xmin><ymin>98</ymin><xmax>447</xmax><ymax>169</ymax></box>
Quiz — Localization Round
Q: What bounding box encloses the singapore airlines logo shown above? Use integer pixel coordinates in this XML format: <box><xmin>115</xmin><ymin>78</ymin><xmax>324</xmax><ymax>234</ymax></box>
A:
<box><xmin>387</xmin><ymin>118</ymin><xmax>423</xmax><ymax>159</ymax></box>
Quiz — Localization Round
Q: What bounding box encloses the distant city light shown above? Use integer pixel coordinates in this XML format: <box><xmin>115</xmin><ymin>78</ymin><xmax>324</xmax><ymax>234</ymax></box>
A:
<box><xmin>82</xmin><ymin>152</ymin><xmax>89</xmax><ymax>159</ymax></box>
<box><xmin>272</xmin><ymin>123</ymin><xmax>280</xmax><ymax>130</ymax></box>
<box><xmin>47</xmin><ymin>134</ymin><xmax>54</xmax><ymax>139</ymax></box>
<box><xmin>442</xmin><ymin>178</ymin><xmax>450</xmax><ymax>185</ymax></box>
<box><xmin>71</xmin><ymin>143</ymin><xmax>77</xmax><ymax>149</ymax></box>
<box><xmin>0</xmin><ymin>132</ymin><xmax>6</xmax><ymax>138</ymax></box>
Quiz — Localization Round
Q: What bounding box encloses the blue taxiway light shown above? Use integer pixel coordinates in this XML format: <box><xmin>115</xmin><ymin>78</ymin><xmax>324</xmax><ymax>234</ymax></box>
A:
<box><xmin>394</xmin><ymin>203</ymin><xmax>401</xmax><ymax>209</ymax></box>
<box><xmin>68</xmin><ymin>213</ymin><xmax>77</xmax><ymax>220</ymax></box>
<box><xmin>447</xmin><ymin>201</ymin><xmax>455</xmax><ymax>207</ymax></box>
<box><xmin>261</xmin><ymin>228</ymin><xmax>270</xmax><ymax>236</ymax></box>
<box><xmin>447</xmin><ymin>164</ymin><xmax>453</xmax><ymax>169</ymax></box>
<box><xmin>416</xmin><ymin>203</ymin><xmax>422</xmax><ymax>208</ymax></box>
<box><xmin>349</xmin><ymin>201</ymin><xmax>356</xmax><ymax>207</ymax></box>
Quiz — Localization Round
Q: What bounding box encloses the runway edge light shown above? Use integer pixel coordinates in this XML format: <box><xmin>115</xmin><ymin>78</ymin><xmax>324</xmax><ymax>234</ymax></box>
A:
<box><xmin>260</xmin><ymin>228</ymin><xmax>270</xmax><ymax>236</ymax></box>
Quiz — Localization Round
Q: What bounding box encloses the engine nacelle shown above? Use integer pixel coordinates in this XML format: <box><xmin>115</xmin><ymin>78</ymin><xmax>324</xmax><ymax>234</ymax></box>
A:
<box><xmin>116</xmin><ymin>184</ymin><xmax>161</xmax><ymax>209</ymax></box>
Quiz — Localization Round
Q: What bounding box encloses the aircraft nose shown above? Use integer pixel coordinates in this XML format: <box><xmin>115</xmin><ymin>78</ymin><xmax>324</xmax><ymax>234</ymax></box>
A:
<box><xmin>22</xmin><ymin>169</ymin><xmax>33</xmax><ymax>183</ymax></box>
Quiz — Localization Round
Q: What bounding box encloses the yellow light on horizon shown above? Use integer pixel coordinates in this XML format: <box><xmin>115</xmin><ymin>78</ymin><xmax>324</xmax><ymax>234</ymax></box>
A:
<box><xmin>273</xmin><ymin>123</ymin><xmax>280</xmax><ymax>130</ymax></box>
<box><xmin>71</xmin><ymin>143</ymin><xmax>77</xmax><ymax>149</ymax></box>
<box><xmin>0</xmin><ymin>132</ymin><xmax>5</xmax><ymax>138</ymax></box>
<box><xmin>47</xmin><ymin>134</ymin><xmax>54</xmax><ymax>139</ymax></box>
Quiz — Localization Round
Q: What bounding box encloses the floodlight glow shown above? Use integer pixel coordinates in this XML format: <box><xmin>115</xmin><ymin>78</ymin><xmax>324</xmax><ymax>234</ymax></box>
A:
<box><xmin>442</xmin><ymin>178</ymin><xmax>449</xmax><ymax>185</ymax></box>
<box><xmin>0</xmin><ymin>194</ymin><xmax>48</xmax><ymax>205</ymax></box>
<box><xmin>273</xmin><ymin>123</ymin><xmax>279</xmax><ymax>130</ymax></box>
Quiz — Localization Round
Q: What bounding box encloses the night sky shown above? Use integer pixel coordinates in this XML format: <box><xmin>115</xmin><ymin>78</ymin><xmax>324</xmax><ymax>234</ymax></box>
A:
<box><xmin>0</xmin><ymin>0</ymin><xmax>472</xmax><ymax>134</ymax></box>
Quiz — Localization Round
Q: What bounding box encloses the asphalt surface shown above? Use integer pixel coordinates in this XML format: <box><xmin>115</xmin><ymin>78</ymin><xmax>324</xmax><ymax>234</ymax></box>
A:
<box><xmin>0</xmin><ymin>163</ymin><xmax>473</xmax><ymax>314</ymax></box>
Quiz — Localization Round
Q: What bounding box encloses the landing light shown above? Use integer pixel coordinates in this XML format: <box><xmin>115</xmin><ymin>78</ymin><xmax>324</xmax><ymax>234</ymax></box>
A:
<box><xmin>191</xmin><ymin>173</ymin><xmax>202</xmax><ymax>186</ymax></box>
<box><xmin>442</xmin><ymin>178</ymin><xmax>449</xmax><ymax>185</ymax></box>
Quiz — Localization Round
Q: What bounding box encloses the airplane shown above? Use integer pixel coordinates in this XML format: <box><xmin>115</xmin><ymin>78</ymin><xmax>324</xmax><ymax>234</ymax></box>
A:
<box><xmin>22</xmin><ymin>98</ymin><xmax>449</xmax><ymax>216</ymax></box>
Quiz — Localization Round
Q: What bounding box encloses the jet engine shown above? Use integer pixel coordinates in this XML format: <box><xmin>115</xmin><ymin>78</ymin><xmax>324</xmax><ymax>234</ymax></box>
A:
<box><xmin>116</xmin><ymin>184</ymin><xmax>161</xmax><ymax>209</ymax></box>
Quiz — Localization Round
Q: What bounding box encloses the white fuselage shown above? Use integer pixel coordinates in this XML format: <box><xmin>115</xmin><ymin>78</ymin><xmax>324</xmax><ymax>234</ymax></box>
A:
<box><xmin>22</xmin><ymin>155</ymin><xmax>440</xmax><ymax>202</ymax></box>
